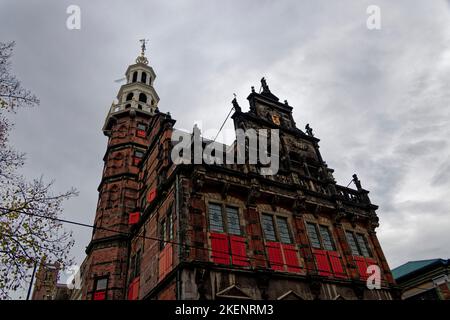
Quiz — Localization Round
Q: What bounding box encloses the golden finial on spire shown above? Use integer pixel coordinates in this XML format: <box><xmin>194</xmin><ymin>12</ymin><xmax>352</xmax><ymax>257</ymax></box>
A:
<box><xmin>136</xmin><ymin>38</ymin><xmax>149</xmax><ymax>65</ymax></box>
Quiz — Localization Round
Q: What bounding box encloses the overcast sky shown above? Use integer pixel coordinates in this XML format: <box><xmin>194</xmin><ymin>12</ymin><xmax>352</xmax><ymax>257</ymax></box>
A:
<box><xmin>1</xmin><ymin>0</ymin><xmax>449</xmax><ymax>296</ymax></box>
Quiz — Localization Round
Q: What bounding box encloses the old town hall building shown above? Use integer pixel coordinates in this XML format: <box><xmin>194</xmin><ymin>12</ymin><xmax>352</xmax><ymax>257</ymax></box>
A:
<box><xmin>81</xmin><ymin>45</ymin><xmax>398</xmax><ymax>300</ymax></box>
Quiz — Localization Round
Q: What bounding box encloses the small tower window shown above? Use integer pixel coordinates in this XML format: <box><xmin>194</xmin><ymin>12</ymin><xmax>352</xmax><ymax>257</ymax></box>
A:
<box><xmin>133</xmin><ymin>150</ymin><xmax>144</xmax><ymax>166</ymax></box>
<box><xmin>93</xmin><ymin>277</ymin><xmax>108</xmax><ymax>300</ymax></box>
<box><xmin>138</xmin><ymin>93</ymin><xmax>147</xmax><ymax>103</ymax></box>
<box><xmin>125</xmin><ymin>104</ymin><xmax>131</xmax><ymax>109</ymax></box>
<box><xmin>141</xmin><ymin>72</ymin><xmax>147</xmax><ymax>84</ymax></box>
<box><xmin>136</xmin><ymin>124</ymin><xmax>146</xmax><ymax>138</ymax></box>
<box><xmin>126</xmin><ymin>92</ymin><xmax>133</xmax><ymax>101</ymax></box>
<box><xmin>132</xmin><ymin>71</ymin><xmax>138</xmax><ymax>83</ymax></box>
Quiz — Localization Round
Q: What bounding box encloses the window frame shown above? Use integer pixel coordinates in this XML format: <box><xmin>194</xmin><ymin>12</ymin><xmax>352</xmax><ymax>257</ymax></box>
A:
<box><xmin>207</xmin><ymin>201</ymin><xmax>242</xmax><ymax>236</ymax></box>
<box><xmin>318</xmin><ymin>225</ymin><xmax>336</xmax><ymax>251</ymax></box>
<box><xmin>345</xmin><ymin>230</ymin><xmax>371</xmax><ymax>257</ymax></box>
<box><xmin>306</xmin><ymin>222</ymin><xmax>336</xmax><ymax>251</ymax></box>
<box><xmin>159</xmin><ymin>204</ymin><xmax>175</xmax><ymax>250</ymax></box>
<box><xmin>94</xmin><ymin>277</ymin><xmax>108</xmax><ymax>292</ymax></box>
<box><xmin>261</xmin><ymin>212</ymin><xmax>293</xmax><ymax>244</ymax></box>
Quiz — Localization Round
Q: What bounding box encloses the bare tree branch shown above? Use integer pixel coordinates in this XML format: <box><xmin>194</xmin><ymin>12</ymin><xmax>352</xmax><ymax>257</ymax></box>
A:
<box><xmin>0</xmin><ymin>41</ymin><xmax>76</xmax><ymax>299</ymax></box>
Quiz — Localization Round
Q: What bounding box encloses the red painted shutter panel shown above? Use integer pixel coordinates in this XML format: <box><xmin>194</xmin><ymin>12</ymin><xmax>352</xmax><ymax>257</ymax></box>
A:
<box><xmin>327</xmin><ymin>251</ymin><xmax>346</xmax><ymax>278</ymax></box>
<box><xmin>93</xmin><ymin>291</ymin><xmax>106</xmax><ymax>300</ymax></box>
<box><xmin>137</xmin><ymin>129</ymin><xmax>146</xmax><ymax>138</ymax></box>
<box><xmin>282</xmin><ymin>244</ymin><xmax>301</xmax><ymax>273</ymax></box>
<box><xmin>313</xmin><ymin>249</ymin><xmax>332</xmax><ymax>276</ymax></box>
<box><xmin>127</xmin><ymin>281</ymin><xmax>134</xmax><ymax>300</ymax></box>
<box><xmin>166</xmin><ymin>243</ymin><xmax>173</xmax><ymax>272</ymax></box>
<box><xmin>147</xmin><ymin>188</ymin><xmax>157</xmax><ymax>203</ymax></box>
<box><xmin>159</xmin><ymin>247</ymin><xmax>167</xmax><ymax>279</ymax></box>
<box><xmin>267</xmin><ymin>241</ymin><xmax>284</xmax><ymax>271</ymax></box>
<box><xmin>128</xmin><ymin>212</ymin><xmax>140</xmax><ymax>225</ymax></box>
<box><xmin>159</xmin><ymin>243</ymin><xmax>173</xmax><ymax>279</ymax></box>
<box><xmin>354</xmin><ymin>256</ymin><xmax>368</xmax><ymax>280</ymax></box>
<box><xmin>128</xmin><ymin>277</ymin><xmax>139</xmax><ymax>300</ymax></box>
<box><xmin>365</xmin><ymin>257</ymin><xmax>377</xmax><ymax>267</ymax></box>
<box><xmin>210</xmin><ymin>233</ymin><xmax>230</xmax><ymax>265</ymax></box>
<box><xmin>230</xmin><ymin>235</ymin><xmax>249</xmax><ymax>266</ymax></box>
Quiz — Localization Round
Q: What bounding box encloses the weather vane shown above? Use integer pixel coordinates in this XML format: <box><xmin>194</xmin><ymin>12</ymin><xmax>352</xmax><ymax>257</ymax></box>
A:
<box><xmin>136</xmin><ymin>39</ymin><xmax>149</xmax><ymax>65</ymax></box>
<box><xmin>139</xmin><ymin>39</ymin><xmax>149</xmax><ymax>56</ymax></box>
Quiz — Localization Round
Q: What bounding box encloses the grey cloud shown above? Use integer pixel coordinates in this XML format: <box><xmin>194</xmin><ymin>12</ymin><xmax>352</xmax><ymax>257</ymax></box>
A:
<box><xmin>1</xmin><ymin>0</ymin><xmax>449</xmax><ymax>293</ymax></box>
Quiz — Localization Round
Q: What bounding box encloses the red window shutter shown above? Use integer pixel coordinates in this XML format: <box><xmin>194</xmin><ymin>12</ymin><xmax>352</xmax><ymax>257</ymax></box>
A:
<box><xmin>128</xmin><ymin>212</ymin><xmax>140</xmax><ymax>225</ymax></box>
<box><xmin>313</xmin><ymin>249</ymin><xmax>332</xmax><ymax>276</ymax></box>
<box><xmin>127</xmin><ymin>282</ymin><xmax>133</xmax><ymax>300</ymax></box>
<box><xmin>365</xmin><ymin>257</ymin><xmax>377</xmax><ymax>267</ymax></box>
<box><xmin>159</xmin><ymin>247</ymin><xmax>167</xmax><ymax>279</ymax></box>
<box><xmin>210</xmin><ymin>232</ymin><xmax>230</xmax><ymax>265</ymax></box>
<box><xmin>93</xmin><ymin>291</ymin><xmax>106</xmax><ymax>300</ymax></box>
<box><xmin>267</xmin><ymin>241</ymin><xmax>284</xmax><ymax>271</ymax></box>
<box><xmin>147</xmin><ymin>188</ymin><xmax>157</xmax><ymax>203</ymax></box>
<box><xmin>166</xmin><ymin>243</ymin><xmax>173</xmax><ymax>272</ymax></box>
<box><xmin>282</xmin><ymin>244</ymin><xmax>301</xmax><ymax>273</ymax></box>
<box><xmin>327</xmin><ymin>251</ymin><xmax>347</xmax><ymax>278</ymax></box>
<box><xmin>137</xmin><ymin>130</ymin><xmax>146</xmax><ymax>138</ymax></box>
<box><xmin>133</xmin><ymin>157</ymin><xmax>141</xmax><ymax>166</ymax></box>
<box><xmin>230</xmin><ymin>235</ymin><xmax>249</xmax><ymax>267</ymax></box>
<box><xmin>128</xmin><ymin>277</ymin><xmax>140</xmax><ymax>300</ymax></box>
<box><xmin>159</xmin><ymin>243</ymin><xmax>173</xmax><ymax>279</ymax></box>
<box><xmin>354</xmin><ymin>256</ymin><xmax>368</xmax><ymax>280</ymax></box>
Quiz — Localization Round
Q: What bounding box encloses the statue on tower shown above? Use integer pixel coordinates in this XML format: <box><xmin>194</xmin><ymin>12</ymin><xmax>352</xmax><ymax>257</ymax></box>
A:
<box><xmin>261</xmin><ymin>77</ymin><xmax>269</xmax><ymax>92</ymax></box>
<box><xmin>305</xmin><ymin>123</ymin><xmax>314</xmax><ymax>137</ymax></box>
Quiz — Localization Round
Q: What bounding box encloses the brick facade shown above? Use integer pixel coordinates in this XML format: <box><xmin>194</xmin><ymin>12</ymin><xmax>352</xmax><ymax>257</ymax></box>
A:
<box><xmin>81</xmin><ymin>52</ymin><xmax>399</xmax><ymax>300</ymax></box>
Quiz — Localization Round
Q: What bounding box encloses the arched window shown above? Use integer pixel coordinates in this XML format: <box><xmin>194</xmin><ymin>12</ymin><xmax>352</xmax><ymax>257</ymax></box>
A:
<box><xmin>132</xmin><ymin>71</ymin><xmax>138</xmax><ymax>82</ymax></box>
<box><xmin>141</xmin><ymin>72</ymin><xmax>147</xmax><ymax>84</ymax></box>
<box><xmin>138</xmin><ymin>93</ymin><xmax>147</xmax><ymax>103</ymax></box>
<box><xmin>126</xmin><ymin>92</ymin><xmax>133</xmax><ymax>101</ymax></box>
<box><xmin>125</xmin><ymin>103</ymin><xmax>131</xmax><ymax>109</ymax></box>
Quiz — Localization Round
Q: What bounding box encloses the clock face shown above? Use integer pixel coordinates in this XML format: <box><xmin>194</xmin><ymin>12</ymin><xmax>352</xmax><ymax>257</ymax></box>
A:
<box><xmin>271</xmin><ymin>114</ymin><xmax>281</xmax><ymax>125</ymax></box>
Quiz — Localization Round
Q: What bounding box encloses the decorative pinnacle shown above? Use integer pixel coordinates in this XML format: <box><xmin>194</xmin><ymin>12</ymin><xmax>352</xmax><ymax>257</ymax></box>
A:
<box><xmin>136</xmin><ymin>39</ymin><xmax>149</xmax><ymax>65</ymax></box>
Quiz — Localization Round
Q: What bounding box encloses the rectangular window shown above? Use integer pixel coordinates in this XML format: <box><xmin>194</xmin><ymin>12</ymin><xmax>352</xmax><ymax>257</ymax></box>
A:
<box><xmin>346</xmin><ymin>231</ymin><xmax>360</xmax><ymax>256</ymax></box>
<box><xmin>306</xmin><ymin>223</ymin><xmax>321</xmax><ymax>249</ymax></box>
<box><xmin>226</xmin><ymin>207</ymin><xmax>241</xmax><ymax>235</ymax></box>
<box><xmin>135</xmin><ymin>250</ymin><xmax>141</xmax><ymax>277</ymax></box>
<box><xmin>95</xmin><ymin>278</ymin><xmax>108</xmax><ymax>291</ymax></box>
<box><xmin>160</xmin><ymin>219</ymin><xmax>167</xmax><ymax>250</ymax></box>
<box><xmin>208</xmin><ymin>202</ymin><xmax>249</xmax><ymax>267</ymax></box>
<box><xmin>134</xmin><ymin>150</ymin><xmax>144</xmax><ymax>158</ymax></box>
<box><xmin>276</xmin><ymin>217</ymin><xmax>292</xmax><ymax>244</ymax></box>
<box><xmin>133</xmin><ymin>150</ymin><xmax>144</xmax><ymax>166</ymax></box>
<box><xmin>208</xmin><ymin>203</ymin><xmax>224</xmax><ymax>233</ymax></box>
<box><xmin>262</xmin><ymin>214</ymin><xmax>277</xmax><ymax>242</ymax></box>
<box><xmin>167</xmin><ymin>212</ymin><xmax>173</xmax><ymax>240</ymax></box>
<box><xmin>136</xmin><ymin>124</ymin><xmax>146</xmax><ymax>138</ymax></box>
<box><xmin>355</xmin><ymin>233</ymin><xmax>371</xmax><ymax>257</ymax></box>
<box><xmin>93</xmin><ymin>277</ymin><xmax>108</xmax><ymax>300</ymax></box>
<box><xmin>130</xmin><ymin>255</ymin><xmax>136</xmax><ymax>278</ymax></box>
<box><xmin>319</xmin><ymin>225</ymin><xmax>335</xmax><ymax>251</ymax></box>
